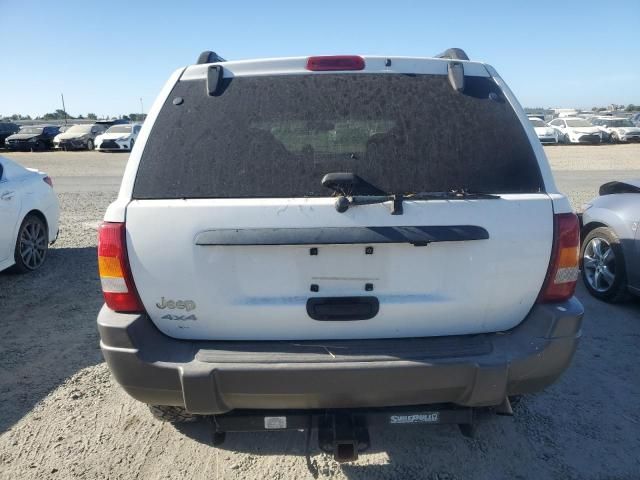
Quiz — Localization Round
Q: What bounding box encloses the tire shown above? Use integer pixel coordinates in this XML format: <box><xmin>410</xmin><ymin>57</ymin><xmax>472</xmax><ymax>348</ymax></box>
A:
<box><xmin>562</xmin><ymin>133</ymin><xmax>571</xmax><ymax>144</ymax></box>
<box><xmin>148</xmin><ymin>405</ymin><xmax>199</xmax><ymax>423</ymax></box>
<box><xmin>581</xmin><ymin>227</ymin><xmax>629</xmax><ymax>302</ymax></box>
<box><xmin>129</xmin><ymin>139</ymin><xmax>135</xmax><ymax>150</ymax></box>
<box><xmin>12</xmin><ymin>214</ymin><xmax>49</xmax><ymax>273</ymax></box>
<box><xmin>32</xmin><ymin>140</ymin><xmax>45</xmax><ymax>152</ymax></box>
<box><xmin>86</xmin><ymin>139</ymin><xmax>94</xmax><ymax>150</ymax></box>
<box><xmin>610</xmin><ymin>132</ymin><xmax>619</xmax><ymax>144</ymax></box>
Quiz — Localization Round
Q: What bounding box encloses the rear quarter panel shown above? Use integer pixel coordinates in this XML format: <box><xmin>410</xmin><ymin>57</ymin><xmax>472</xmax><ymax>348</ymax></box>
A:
<box><xmin>18</xmin><ymin>174</ymin><xmax>60</xmax><ymax>242</ymax></box>
<box><xmin>582</xmin><ymin>194</ymin><xmax>640</xmax><ymax>290</ymax></box>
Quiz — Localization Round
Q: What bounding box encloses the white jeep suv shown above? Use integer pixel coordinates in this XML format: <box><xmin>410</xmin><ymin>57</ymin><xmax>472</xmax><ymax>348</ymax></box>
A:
<box><xmin>97</xmin><ymin>49</ymin><xmax>583</xmax><ymax>460</ymax></box>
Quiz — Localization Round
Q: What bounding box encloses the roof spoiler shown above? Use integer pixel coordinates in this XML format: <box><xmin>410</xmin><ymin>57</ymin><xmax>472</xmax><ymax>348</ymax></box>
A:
<box><xmin>197</xmin><ymin>49</ymin><xmax>467</xmax><ymax>64</ymax></box>
<box><xmin>435</xmin><ymin>48</ymin><xmax>469</xmax><ymax>61</ymax></box>
<box><xmin>197</xmin><ymin>51</ymin><xmax>226</xmax><ymax>64</ymax></box>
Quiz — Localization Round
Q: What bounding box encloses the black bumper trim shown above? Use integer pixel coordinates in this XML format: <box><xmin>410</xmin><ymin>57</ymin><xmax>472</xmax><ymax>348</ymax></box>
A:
<box><xmin>98</xmin><ymin>298</ymin><xmax>583</xmax><ymax>414</ymax></box>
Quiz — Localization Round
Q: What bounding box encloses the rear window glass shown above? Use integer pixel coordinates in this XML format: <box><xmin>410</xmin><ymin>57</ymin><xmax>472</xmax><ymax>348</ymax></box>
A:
<box><xmin>20</xmin><ymin>127</ymin><xmax>44</xmax><ymax>134</ymax></box>
<box><xmin>134</xmin><ymin>74</ymin><xmax>543</xmax><ymax>198</ymax></box>
<box><xmin>106</xmin><ymin>125</ymin><xmax>132</xmax><ymax>134</ymax></box>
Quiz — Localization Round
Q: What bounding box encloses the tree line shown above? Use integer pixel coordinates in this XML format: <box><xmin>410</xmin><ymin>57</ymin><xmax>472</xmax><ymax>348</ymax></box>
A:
<box><xmin>1</xmin><ymin>111</ymin><xmax>147</xmax><ymax>122</ymax></box>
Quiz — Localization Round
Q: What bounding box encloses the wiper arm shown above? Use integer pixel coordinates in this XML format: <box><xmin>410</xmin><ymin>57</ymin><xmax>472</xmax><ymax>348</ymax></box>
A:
<box><xmin>336</xmin><ymin>194</ymin><xmax>404</xmax><ymax>214</ymax></box>
<box><xmin>334</xmin><ymin>189</ymin><xmax>500</xmax><ymax>215</ymax></box>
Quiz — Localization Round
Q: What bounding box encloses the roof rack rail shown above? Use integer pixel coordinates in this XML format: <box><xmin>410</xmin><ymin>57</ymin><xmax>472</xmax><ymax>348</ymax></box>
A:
<box><xmin>435</xmin><ymin>48</ymin><xmax>469</xmax><ymax>61</ymax></box>
<box><xmin>197</xmin><ymin>51</ymin><xmax>226</xmax><ymax>64</ymax></box>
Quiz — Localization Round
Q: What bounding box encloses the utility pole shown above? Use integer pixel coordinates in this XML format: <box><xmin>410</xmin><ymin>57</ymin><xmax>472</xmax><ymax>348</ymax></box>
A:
<box><xmin>61</xmin><ymin>93</ymin><xmax>68</xmax><ymax>125</ymax></box>
<box><xmin>140</xmin><ymin>97</ymin><xmax>144</xmax><ymax>121</ymax></box>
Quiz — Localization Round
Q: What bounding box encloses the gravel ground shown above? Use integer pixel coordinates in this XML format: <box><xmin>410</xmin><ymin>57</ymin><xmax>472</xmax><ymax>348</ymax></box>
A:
<box><xmin>1</xmin><ymin>146</ymin><xmax>639</xmax><ymax>480</ymax></box>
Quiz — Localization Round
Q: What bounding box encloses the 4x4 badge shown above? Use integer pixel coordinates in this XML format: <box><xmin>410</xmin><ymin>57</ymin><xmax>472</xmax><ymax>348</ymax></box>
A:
<box><xmin>162</xmin><ymin>314</ymin><xmax>197</xmax><ymax>321</ymax></box>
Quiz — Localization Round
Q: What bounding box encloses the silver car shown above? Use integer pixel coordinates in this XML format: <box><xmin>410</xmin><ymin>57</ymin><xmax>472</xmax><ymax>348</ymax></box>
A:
<box><xmin>53</xmin><ymin>123</ymin><xmax>107</xmax><ymax>150</ymax></box>
<box><xmin>580</xmin><ymin>180</ymin><xmax>640</xmax><ymax>302</ymax></box>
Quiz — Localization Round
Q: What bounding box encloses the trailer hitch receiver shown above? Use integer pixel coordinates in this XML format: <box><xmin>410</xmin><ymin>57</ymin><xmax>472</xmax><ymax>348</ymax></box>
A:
<box><xmin>318</xmin><ymin>414</ymin><xmax>370</xmax><ymax>462</ymax></box>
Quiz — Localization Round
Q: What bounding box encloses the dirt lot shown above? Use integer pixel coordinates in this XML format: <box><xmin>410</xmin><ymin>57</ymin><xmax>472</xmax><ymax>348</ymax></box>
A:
<box><xmin>1</xmin><ymin>145</ymin><xmax>639</xmax><ymax>480</ymax></box>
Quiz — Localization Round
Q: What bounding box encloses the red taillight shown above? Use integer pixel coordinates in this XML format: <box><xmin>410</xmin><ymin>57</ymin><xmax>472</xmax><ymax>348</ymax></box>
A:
<box><xmin>537</xmin><ymin>213</ymin><xmax>580</xmax><ymax>303</ymax></box>
<box><xmin>43</xmin><ymin>176</ymin><xmax>53</xmax><ymax>187</ymax></box>
<box><xmin>306</xmin><ymin>55</ymin><xmax>365</xmax><ymax>71</ymax></box>
<box><xmin>98</xmin><ymin>222</ymin><xmax>144</xmax><ymax>312</ymax></box>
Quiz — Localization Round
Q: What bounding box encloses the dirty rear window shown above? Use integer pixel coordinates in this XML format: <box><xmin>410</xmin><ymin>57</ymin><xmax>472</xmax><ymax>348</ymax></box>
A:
<box><xmin>133</xmin><ymin>74</ymin><xmax>543</xmax><ymax>198</ymax></box>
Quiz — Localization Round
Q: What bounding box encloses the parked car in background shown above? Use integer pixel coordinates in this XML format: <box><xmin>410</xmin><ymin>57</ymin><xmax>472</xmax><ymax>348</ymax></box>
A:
<box><xmin>53</xmin><ymin>123</ymin><xmax>107</xmax><ymax>150</ymax></box>
<box><xmin>589</xmin><ymin>117</ymin><xmax>640</xmax><ymax>143</ymax></box>
<box><xmin>580</xmin><ymin>180</ymin><xmax>640</xmax><ymax>302</ymax></box>
<box><xmin>0</xmin><ymin>156</ymin><xmax>59</xmax><ymax>272</ymax></box>
<box><xmin>95</xmin><ymin>123</ymin><xmax>140</xmax><ymax>151</ymax></box>
<box><xmin>4</xmin><ymin>125</ymin><xmax>60</xmax><ymax>151</ymax></box>
<box><xmin>548</xmin><ymin>117</ymin><xmax>601</xmax><ymax>144</ymax></box>
<box><xmin>97</xmin><ymin>50</ymin><xmax>583</xmax><ymax>456</ymax></box>
<box><xmin>630</xmin><ymin>112</ymin><xmax>640</xmax><ymax>127</ymax></box>
<box><xmin>0</xmin><ymin>122</ymin><xmax>20</xmax><ymax>147</ymax></box>
<box><xmin>95</xmin><ymin>119</ymin><xmax>130</xmax><ymax>129</ymax></box>
<box><xmin>529</xmin><ymin>117</ymin><xmax>558</xmax><ymax>144</ymax></box>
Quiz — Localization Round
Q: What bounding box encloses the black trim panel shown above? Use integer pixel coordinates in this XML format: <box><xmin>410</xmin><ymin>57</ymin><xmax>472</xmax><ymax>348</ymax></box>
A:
<box><xmin>194</xmin><ymin>225</ymin><xmax>489</xmax><ymax>246</ymax></box>
<box><xmin>306</xmin><ymin>296</ymin><xmax>379</xmax><ymax>321</ymax></box>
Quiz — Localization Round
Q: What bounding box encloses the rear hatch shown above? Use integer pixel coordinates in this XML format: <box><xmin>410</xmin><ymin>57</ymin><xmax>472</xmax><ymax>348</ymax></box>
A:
<box><xmin>126</xmin><ymin>59</ymin><xmax>553</xmax><ymax>340</ymax></box>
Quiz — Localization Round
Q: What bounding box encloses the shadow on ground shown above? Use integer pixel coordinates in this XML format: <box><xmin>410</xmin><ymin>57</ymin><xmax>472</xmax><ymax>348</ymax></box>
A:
<box><xmin>0</xmin><ymin>247</ymin><xmax>104</xmax><ymax>433</ymax></box>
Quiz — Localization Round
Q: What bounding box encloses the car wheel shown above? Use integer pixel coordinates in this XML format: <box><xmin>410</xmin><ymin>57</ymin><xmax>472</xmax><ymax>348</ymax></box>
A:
<box><xmin>581</xmin><ymin>227</ymin><xmax>628</xmax><ymax>302</ymax></box>
<box><xmin>129</xmin><ymin>139</ymin><xmax>135</xmax><ymax>150</ymax></box>
<box><xmin>562</xmin><ymin>133</ymin><xmax>571</xmax><ymax>144</ymax></box>
<box><xmin>12</xmin><ymin>214</ymin><xmax>49</xmax><ymax>273</ymax></box>
<box><xmin>32</xmin><ymin>140</ymin><xmax>45</xmax><ymax>152</ymax></box>
<box><xmin>610</xmin><ymin>132</ymin><xmax>619</xmax><ymax>144</ymax></box>
<box><xmin>87</xmin><ymin>139</ymin><xmax>94</xmax><ymax>150</ymax></box>
<box><xmin>148</xmin><ymin>405</ymin><xmax>199</xmax><ymax>423</ymax></box>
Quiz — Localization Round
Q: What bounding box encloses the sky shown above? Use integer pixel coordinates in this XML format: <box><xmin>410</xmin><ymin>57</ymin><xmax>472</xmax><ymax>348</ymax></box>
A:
<box><xmin>1</xmin><ymin>0</ymin><xmax>638</xmax><ymax>118</ymax></box>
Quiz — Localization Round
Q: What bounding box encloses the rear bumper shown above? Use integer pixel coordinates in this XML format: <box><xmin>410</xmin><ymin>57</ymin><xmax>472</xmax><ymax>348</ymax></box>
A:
<box><xmin>98</xmin><ymin>298</ymin><xmax>583</xmax><ymax>414</ymax></box>
<box><xmin>96</xmin><ymin>139</ymin><xmax>130</xmax><ymax>151</ymax></box>
<box><xmin>54</xmin><ymin>140</ymin><xmax>88</xmax><ymax>149</ymax></box>
<box><xmin>5</xmin><ymin>142</ymin><xmax>32</xmax><ymax>150</ymax></box>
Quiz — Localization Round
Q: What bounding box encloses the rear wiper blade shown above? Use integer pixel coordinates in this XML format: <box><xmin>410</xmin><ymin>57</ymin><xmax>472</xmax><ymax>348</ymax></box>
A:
<box><xmin>409</xmin><ymin>189</ymin><xmax>501</xmax><ymax>200</ymax></box>
<box><xmin>334</xmin><ymin>189</ymin><xmax>500</xmax><ymax>215</ymax></box>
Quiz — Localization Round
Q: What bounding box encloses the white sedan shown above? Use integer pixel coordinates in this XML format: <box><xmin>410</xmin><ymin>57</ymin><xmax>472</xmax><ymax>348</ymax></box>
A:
<box><xmin>548</xmin><ymin>117</ymin><xmax>602</xmax><ymax>144</ymax></box>
<box><xmin>528</xmin><ymin>117</ymin><xmax>558</xmax><ymax>144</ymax></box>
<box><xmin>0</xmin><ymin>156</ymin><xmax>59</xmax><ymax>273</ymax></box>
<box><xmin>95</xmin><ymin>124</ymin><xmax>141</xmax><ymax>152</ymax></box>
